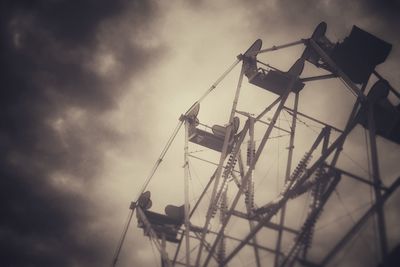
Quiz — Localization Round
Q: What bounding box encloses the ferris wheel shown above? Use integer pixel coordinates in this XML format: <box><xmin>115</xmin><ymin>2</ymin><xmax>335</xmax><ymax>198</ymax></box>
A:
<box><xmin>112</xmin><ymin>22</ymin><xmax>400</xmax><ymax>267</ymax></box>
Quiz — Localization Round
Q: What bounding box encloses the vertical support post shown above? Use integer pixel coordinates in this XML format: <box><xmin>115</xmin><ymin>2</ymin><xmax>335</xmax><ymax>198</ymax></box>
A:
<box><xmin>162</xmin><ymin>234</ymin><xmax>167</xmax><ymax>267</ymax></box>
<box><xmin>247</xmin><ymin>116</ymin><xmax>262</xmax><ymax>267</ymax></box>
<box><xmin>184</xmin><ymin>121</ymin><xmax>191</xmax><ymax>267</ymax></box>
<box><xmin>274</xmin><ymin>92</ymin><xmax>299</xmax><ymax>267</ymax></box>
<box><xmin>367</xmin><ymin>102</ymin><xmax>388</xmax><ymax>260</ymax></box>
<box><xmin>172</xmin><ymin>58</ymin><xmax>242</xmax><ymax>266</ymax></box>
<box><xmin>218</xmin><ymin>190</ymin><xmax>228</xmax><ymax>267</ymax></box>
<box><xmin>195</xmin><ymin>64</ymin><xmax>246</xmax><ymax>267</ymax></box>
<box><xmin>172</xmin><ymin>170</ymin><xmax>219</xmax><ymax>265</ymax></box>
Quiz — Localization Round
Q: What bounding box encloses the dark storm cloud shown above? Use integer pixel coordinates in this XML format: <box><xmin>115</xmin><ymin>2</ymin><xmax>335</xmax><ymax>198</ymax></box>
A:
<box><xmin>0</xmin><ymin>0</ymin><xmax>162</xmax><ymax>266</ymax></box>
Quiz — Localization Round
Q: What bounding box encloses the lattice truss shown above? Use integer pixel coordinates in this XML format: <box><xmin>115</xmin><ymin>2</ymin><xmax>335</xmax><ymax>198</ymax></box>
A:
<box><xmin>113</xmin><ymin>22</ymin><xmax>400</xmax><ymax>267</ymax></box>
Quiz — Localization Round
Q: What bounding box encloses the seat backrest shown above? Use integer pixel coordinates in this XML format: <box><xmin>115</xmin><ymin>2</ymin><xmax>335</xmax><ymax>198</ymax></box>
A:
<box><xmin>165</xmin><ymin>205</ymin><xmax>184</xmax><ymax>224</ymax></box>
<box><xmin>211</xmin><ymin>117</ymin><xmax>240</xmax><ymax>138</ymax></box>
<box><xmin>243</xmin><ymin>39</ymin><xmax>262</xmax><ymax>78</ymax></box>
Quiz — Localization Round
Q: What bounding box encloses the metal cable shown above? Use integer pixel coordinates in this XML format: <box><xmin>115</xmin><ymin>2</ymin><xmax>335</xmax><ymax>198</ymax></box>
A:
<box><xmin>315</xmin><ymin>202</ymin><xmax>370</xmax><ymax>231</ymax></box>
<box><xmin>111</xmin><ymin>210</ymin><xmax>134</xmax><ymax>267</ymax></box>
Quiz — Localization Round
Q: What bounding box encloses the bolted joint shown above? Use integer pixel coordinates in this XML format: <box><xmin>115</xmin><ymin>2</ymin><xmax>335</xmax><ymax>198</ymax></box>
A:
<box><xmin>179</xmin><ymin>114</ymin><xmax>187</xmax><ymax>122</ymax></box>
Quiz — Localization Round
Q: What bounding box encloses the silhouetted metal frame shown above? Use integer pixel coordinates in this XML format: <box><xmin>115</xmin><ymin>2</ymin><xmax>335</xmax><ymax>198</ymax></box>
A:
<box><xmin>203</xmin><ymin>65</ymin><xmax>303</xmax><ymax>267</ymax></box>
<box><xmin>218</xmin><ymin>85</ymin><xmax>363</xmax><ymax>267</ymax></box>
<box><xmin>150</xmin><ymin>34</ymin><xmax>398</xmax><ymax>267</ymax></box>
<box><xmin>202</xmin><ymin>37</ymin><xmax>394</xmax><ymax>267</ymax></box>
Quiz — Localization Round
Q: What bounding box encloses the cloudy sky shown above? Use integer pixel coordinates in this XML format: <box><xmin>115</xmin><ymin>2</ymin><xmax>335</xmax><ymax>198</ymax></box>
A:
<box><xmin>1</xmin><ymin>0</ymin><xmax>399</xmax><ymax>267</ymax></box>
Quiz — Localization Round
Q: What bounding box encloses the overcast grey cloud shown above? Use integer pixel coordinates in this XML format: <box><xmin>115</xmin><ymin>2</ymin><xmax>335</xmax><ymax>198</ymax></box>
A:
<box><xmin>0</xmin><ymin>1</ymin><xmax>163</xmax><ymax>266</ymax></box>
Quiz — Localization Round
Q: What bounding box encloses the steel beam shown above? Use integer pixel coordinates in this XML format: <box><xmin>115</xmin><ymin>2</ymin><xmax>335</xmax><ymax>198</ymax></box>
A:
<box><xmin>325</xmin><ymin>165</ymin><xmax>388</xmax><ymax>191</ymax></box>
<box><xmin>308</xmin><ymin>39</ymin><xmax>365</xmax><ymax>100</ymax></box>
<box><xmin>275</xmin><ymin>92</ymin><xmax>299</xmax><ymax>267</ymax></box>
<box><xmin>367</xmin><ymin>102</ymin><xmax>388</xmax><ymax>259</ymax></box>
<box><xmin>231</xmin><ymin>210</ymin><xmax>299</xmax><ymax>235</ymax></box>
<box><xmin>300</xmin><ymin>74</ymin><xmax>337</xmax><ymax>82</ymax></box>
